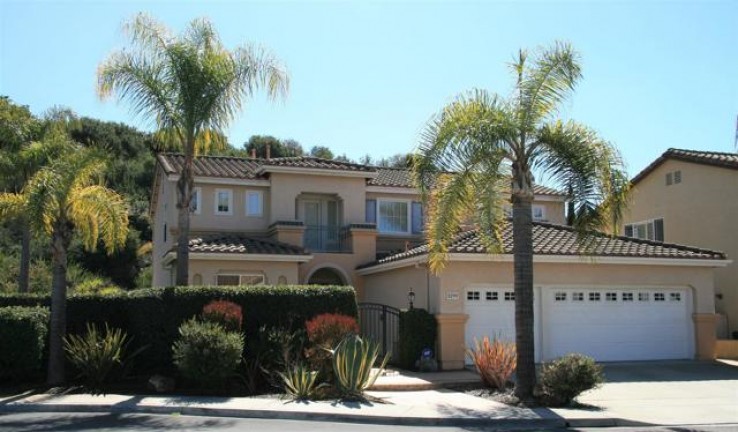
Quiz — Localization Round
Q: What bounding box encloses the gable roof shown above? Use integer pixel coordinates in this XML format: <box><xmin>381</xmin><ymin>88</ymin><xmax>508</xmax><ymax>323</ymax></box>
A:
<box><xmin>358</xmin><ymin>220</ymin><xmax>726</xmax><ymax>270</ymax></box>
<box><xmin>632</xmin><ymin>148</ymin><xmax>738</xmax><ymax>185</ymax></box>
<box><xmin>157</xmin><ymin>153</ymin><xmax>566</xmax><ymax>196</ymax></box>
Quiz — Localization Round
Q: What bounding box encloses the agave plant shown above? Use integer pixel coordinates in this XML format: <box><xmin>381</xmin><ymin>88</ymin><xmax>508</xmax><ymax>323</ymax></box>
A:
<box><xmin>332</xmin><ymin>335</ymin><xmax>389</xmax><ymax>400</ymax></box>
<box><xmin>278</xmin><ymin>363</ymin><xmax>323</xmax><ymax>400</ymax></box>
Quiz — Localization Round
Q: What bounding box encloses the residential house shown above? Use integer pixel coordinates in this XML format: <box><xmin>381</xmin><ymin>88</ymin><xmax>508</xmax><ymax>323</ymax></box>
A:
<box><xmin>622</xmin><ymin>148</ymin><xmax>738</xmax><ymax>340</ymax></box>
<box><xmin>152</xmin><ymin>153</ymin><xmax>728</xmax><ymax>369</ymax></box>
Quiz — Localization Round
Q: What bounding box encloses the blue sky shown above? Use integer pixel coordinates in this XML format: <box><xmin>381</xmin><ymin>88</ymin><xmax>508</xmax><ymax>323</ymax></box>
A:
<box><xmin>1</xmin><ymin>1</ymin><xmax>736</xmax><ymax>177</ymax></box>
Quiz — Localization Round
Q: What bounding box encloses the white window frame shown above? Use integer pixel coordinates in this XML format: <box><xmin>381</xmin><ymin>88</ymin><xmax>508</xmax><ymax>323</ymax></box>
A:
<box><xmin>376</xmin><ymin>198</ymin><xmax>411</xmax><ymax>235</ymax></box>
<box><xmin>216</xmin><ymin>273</ymin><xmax>265</xmax><ymax>286</ymax></box>
<box><xmin>190</xmin><ymin>187</ymin><xmax>202</xmax><ymax>215</ymax></box>
<box><xmin>245</xmin><ymin>190</ymin><xmax>264</xmax><ymax>217</ymax></box>
<box><xmin>625</xmin><ymin>218</ymin><xmax>663</xmax><ymax>241</ymax></box>
<box><xmin>532</xmin><ymin>204</ymin><xmax>546</xmax><ymax>221</ymax></box>
<box><xmin>214</xmin><ymin>188</ymin><xmax>233</xmax><ymax>215</ymax></box>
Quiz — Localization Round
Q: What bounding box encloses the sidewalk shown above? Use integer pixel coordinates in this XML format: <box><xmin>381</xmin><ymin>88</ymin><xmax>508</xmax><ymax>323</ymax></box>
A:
<box><xmin>0</xmin><ymin>389</ymin><xmax>564</xmax><ymax>428</ymax></box>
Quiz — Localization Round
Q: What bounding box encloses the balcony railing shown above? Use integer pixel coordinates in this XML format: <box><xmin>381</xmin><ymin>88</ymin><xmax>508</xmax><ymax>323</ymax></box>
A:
<box><xmin>304</xmin><ymin>225</ymin><xmax>350</xmax><ymax>253</ymax></box>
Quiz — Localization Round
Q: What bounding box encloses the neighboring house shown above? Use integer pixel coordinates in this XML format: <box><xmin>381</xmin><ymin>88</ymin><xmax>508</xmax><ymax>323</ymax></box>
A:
<box><xmin>623</xmin><ymin>148</ymin><xmax>738</xmax><ymax>338</ymax></box>
<box><xmin>151</xmin><ymin>153</ymin><xmax>728</xmax><ymax>369</ymax></box>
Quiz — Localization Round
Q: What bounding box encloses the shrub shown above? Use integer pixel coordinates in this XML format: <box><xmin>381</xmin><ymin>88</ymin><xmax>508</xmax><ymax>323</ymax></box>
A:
<box><xmin>305</xmin><ymin>313</ymin><xmax>358</xmax><ymax>381</ymax></box>
<box><xmin>278</xmin><ymin>363</ymin><xmax>323</xmax><ymax>400</ymax></box>
<box><xmin>63</xmin><ymin>323</ymin><xmax>141</xmax><ymax>395</ymax></box>
<box><xmin>0</xmin><ymin>306</ymin><xmax>49</xmax><ymax>382</ymax></box>
<box><xmin>172</xmin><ymin>319</ymin><xmax>244</xmax><ymax>390</ymax></box>
<box><xmin>332</xmin><ymin>335</ymin><xmax>389</xmax><ymax>400</ymax></box>
<box><xmin>202</xmin><ymin>300</ymin><xmax>243</xmax><ymax>331</ymax></box>
<box><xmin>537</xmin><ymin>353</ymin><xmax>605</xmax><ymax>406</ymax></box>
<box><xmin>398</xmin><ymin>309</ymin><xmax>437</xmax><ymax>369</ymax></box>
<box><xmin>466</xmin><ymin>336</ymin><xmax>517</xmax><ymax>390</ymax></box>
<box><xmin>0</xmin><ymin>285</ymin><xmax>357</xmax><ymax>375</ymax></box>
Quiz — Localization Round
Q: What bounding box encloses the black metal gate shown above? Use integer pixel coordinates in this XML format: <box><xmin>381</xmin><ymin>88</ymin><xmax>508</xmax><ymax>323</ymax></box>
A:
<box><xmin>358</xmin><ymin>303</ymin><xmax>400</xmax><ymax>363</ymax></box>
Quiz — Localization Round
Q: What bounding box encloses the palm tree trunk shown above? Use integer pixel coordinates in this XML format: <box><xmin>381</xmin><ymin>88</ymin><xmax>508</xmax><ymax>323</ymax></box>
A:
<box><xmin>175</xmin><ymin>155</ymin><xmax>193</xmax><ymax>286</ymax></box>
<box><xmin>18</xmin><ymin>219</ymin><xmax>31</xmax><ymax>293</ymax></box>
<box><xmin>512</xmin><ymin>193</ymin><xmax>536</xmax><ymax>401</ymax></box>
<box><xmin>47</xmin><ymin>228</ymin><xmax>69</xmax><ymax>386</ymax></box>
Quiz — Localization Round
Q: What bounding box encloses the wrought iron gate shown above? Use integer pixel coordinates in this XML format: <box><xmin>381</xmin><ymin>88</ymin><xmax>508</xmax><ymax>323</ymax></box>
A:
<box><xmin>358</xmin><ymin>303</ymin><xmax>400</xmax><ymax>363</ymax></box>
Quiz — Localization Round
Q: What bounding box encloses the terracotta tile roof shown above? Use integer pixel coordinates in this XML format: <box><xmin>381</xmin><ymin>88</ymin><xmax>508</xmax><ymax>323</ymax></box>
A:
<box><xmin>260</xmin><ymin>156</ymin><xmax>376</xmax><ymax>172</ymax></box>
<box><xmin>157</xmin><ymin>153</ymin><xmax>565</xmax><ymax>195</ymax></box>
<box><xmin>158</xmin><ymin>154</ymin><xmax>265</xmax><ymax>179</ymax></box>
<box><xmin>632</xmin><ymin>148</ymin><xmax>738</xmax><ymax>185</ymax></box>
<box><xmin>185</xmin><ymin>234</ymin><xmax>309</xmax><ymax>256</ymax></box>
<box><xmin>358</xmin><ymin>221</ymin><xmax>725</xmax><ymax>269</ymax></box>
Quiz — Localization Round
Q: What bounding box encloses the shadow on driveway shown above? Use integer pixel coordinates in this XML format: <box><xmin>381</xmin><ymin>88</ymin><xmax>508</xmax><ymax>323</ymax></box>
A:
<box><xmin>599</xmin><ymin>360</ymin><xmax>738</xmax><ymax>383</ymax></box>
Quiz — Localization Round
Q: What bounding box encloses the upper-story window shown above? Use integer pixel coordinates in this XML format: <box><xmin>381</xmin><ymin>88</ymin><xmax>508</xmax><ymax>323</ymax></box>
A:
<box><xmin>504</xmin><ymin>204</ymin><xmax>546</xmax><ymax>221</ymax></box>
<box><xmin>624</xmin><ymin>218</ymin><xmax>664</xmax><ymax>241</ymax></box>
<box><xmin>666</xmin><ymin>170</ymin><xmax>682</xmax><ymax>186</ymax></box>
<box><xmin>377</xmin><ymin>199</ymin><xmax>410</xmax><ymax>234</ymax></box>
<box><xmin>245</xmin><ymin>191</ymin><xmax>263</xmax><ymax>217</ymax></box>
<box><xmin>190</xmin><ymin>187</ymin><xmax>201</xmax><ymax>215</ymax></box>
<box><xmin>215</xmin><ymin>189</ymin><xmax>233</xmax><ymax>215</ymax></box>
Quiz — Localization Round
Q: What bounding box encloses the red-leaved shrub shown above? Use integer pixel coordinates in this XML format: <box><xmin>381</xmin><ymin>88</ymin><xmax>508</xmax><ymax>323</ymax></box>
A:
<box><xmin>305</xmin><ymin>313</ymin><xmax>359</xmax><ymax>349</ymax></box>
<box><xmin>466</xmin><ymin>336</ymin><xmax>517</xmax><ymax>390</ymax></box>
<box><xmin>202</xmin><ymin>300</ymin><xmax>243</xmax><ymax>332</ymax></box>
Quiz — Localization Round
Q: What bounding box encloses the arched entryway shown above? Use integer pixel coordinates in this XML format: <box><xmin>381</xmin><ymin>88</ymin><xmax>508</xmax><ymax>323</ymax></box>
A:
<box><xmin>307</xmin><ymin>267</ymin><xmax>347</xmax><ymax>285</ymax></box>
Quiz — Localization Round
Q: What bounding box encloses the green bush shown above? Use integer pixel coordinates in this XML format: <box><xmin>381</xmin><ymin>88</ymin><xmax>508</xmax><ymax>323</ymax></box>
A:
<box><xmin>398</xmin><ymin>309</ymin><xmax>437</xmax><ymax>370</ymax></box>
<box><xmin>172</xmin><ymin>319</ymin><xmax>244</xmax><ymax>390</ymax></box>
<box><xmin>0</xmin><ymin>285</ymin><xmax>357</xmax><ymax>375</ymax></box>
<box><xmin>63</xmin><ymin>323</ymin><xmax>141</xmax><ymax>395</ymax></box>
<box><xmin>332</xmin><ymin>335</ymin><xmax>389</xmax><ymax>400</ymax></box>
<box><xmin>537</xmin><ymin>353</ymin><xmax>605</xmax><ymax>406</ymax></box>
<box><xmin>0</xmin><ymin>306</ymin><xmax>49</xmax><ymax>382</ymax></box>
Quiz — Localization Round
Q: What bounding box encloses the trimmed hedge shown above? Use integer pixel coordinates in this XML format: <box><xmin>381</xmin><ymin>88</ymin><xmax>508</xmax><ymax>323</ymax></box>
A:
<box><xmin>398</xmin><ymin>309</ymin><xmax>437</xmax><ymax>370</ymax></box>
<box><xmin>0</xmin><ymin>285</ymin><xmax>357</xmax><ymax>375</ymax></box>
<box><xmin>0</xmin><ymin>306</ymin><xmax>50</xmax><ymax>382</ymax></box>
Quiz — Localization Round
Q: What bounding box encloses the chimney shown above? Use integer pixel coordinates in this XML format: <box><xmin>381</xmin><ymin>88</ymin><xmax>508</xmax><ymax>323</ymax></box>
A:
<box><xmin>250</xmin><ymin>148</ymin><xmax>256</xmax><ymax>158</ymax></box>
<box><xmin>266</xmin><ymin>143</ymin><xmax>271</xmax><ymax>159</ymax></box>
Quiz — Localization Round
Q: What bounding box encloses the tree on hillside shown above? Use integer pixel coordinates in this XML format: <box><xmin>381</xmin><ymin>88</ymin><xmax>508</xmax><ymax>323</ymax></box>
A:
<box><xmin>244</xmin><ymin>135</ymin><xmax>304</xmax><ymax>158</ymax></box>
<box><xmin>413</xmin><ymin>42</ymin><xmax>629</xmax><ymax>401</ymax></box>
<box><xmin>98</xmin><ymin>13</ymin><xmax>288</xmax><ymax>286</ymax></box>
<box><xmin>0</xmin><ymin>142</ymin><xmax>129</xmax><ymax>385</ymax></box>
<box><xmin>309</xmin><ymin>145</ymin><xmax>334</xmax><ymax>159</ymax></box>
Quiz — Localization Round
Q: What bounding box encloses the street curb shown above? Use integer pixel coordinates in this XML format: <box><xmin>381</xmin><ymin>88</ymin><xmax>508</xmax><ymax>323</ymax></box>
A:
<box><xmin>0</xmin><ymin>403</ymin><xmax>567</xmax><ymax>428</ymax></box>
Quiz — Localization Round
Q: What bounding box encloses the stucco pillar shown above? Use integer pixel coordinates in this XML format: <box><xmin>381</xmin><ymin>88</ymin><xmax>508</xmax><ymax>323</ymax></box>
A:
<box><xmin>693</xmin><ymin>313</ymin><xmax>718</xmax><ymax>360</ymax></box>
<box><xmin>268</xmin><ymin>221</ymin><xmax>305</xmax><ymax>248</ymax></box>
<box><xmin>436</xmin><ymin>313</ymin><xmax>468</xmax><ymax>370</ymax></box>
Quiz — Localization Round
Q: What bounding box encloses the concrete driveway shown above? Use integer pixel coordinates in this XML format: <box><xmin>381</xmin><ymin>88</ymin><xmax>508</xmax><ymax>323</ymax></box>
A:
<box><xmin>551</xmin><ymin>360</ymin><xmax>738</xmax><ymax>426</ymax></box>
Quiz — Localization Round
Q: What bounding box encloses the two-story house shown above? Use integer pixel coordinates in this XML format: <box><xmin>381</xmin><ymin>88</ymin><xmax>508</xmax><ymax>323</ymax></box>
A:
<box><xmin>623</xmin><ymin>148</ymin><xmax>738</xmax><ymax>340</ymax></box>
<box><xmin>152</xmin><ymin>153</ymin><xmax>728</xmax><ymax>369</ymax></box>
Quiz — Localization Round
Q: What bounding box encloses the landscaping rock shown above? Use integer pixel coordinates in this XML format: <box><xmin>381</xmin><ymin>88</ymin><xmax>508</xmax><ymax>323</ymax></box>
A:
<box><xmin>148</xmin><ymin>375</ymin><xmax>175</xmax><ymax>393</ymax></box>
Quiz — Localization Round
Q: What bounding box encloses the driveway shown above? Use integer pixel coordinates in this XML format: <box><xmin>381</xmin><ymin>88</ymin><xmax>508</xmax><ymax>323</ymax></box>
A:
<box><xmin>551</xmin><ymin>360</ymin><xmax>738</xmax><ymax>426</ymax></box>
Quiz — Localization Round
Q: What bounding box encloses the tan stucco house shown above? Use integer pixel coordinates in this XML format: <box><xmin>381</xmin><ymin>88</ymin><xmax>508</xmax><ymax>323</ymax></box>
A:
<box><xmin>623</xmin><ymin>148</ymin><xmax>738</xmax><ymax>341</ymax></box>
<box><xmin>151</xmin><ymin>153</ymin><xmax>729</xmax><ymax>369</ymax></box>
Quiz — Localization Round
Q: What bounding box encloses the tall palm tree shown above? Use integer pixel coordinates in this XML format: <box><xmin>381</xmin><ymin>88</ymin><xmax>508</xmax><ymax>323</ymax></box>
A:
<box><xmin>97</xmin><ymin>13</ymin><xmax>288</xmax><ymax>286</ymax></box>
<box><xmin>0</xmin><ymin>142</ymin><xmax>129</xmax><ymax>385</ymax></box>
<box><xmin>413</xmin><ymin>42</ymin><xmax>629</xmax><ymax>401</ymax></box>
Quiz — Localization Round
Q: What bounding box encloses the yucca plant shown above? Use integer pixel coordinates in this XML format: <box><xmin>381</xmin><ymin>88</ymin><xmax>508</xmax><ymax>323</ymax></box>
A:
<box><xmin>466</xmin><ymin>336</ymin><xmax>517</xmax><ymax>390</ymax></box>
<box><xmin>63</xmin><ymin>323</ymin><xmax>138</xmax><ymax>395</ymax></box>
<box><xmin>278</xmin><ymin>363</ymin><xmax>323</xmax><ymax>400</ymax></box>
<box><xmin>332</xmin><ymin>335</ymin><xmax>389</xmax><ymax>400</ymax></box>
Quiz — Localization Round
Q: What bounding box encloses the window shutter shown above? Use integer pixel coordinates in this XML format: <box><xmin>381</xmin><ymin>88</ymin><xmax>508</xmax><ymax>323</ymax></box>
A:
<box><xmin>411</xmin><ymin>201</ymin><xmax>423</xmax><ymax>234</ymax></box>
<box><xmin>654</xmin><ymin>219</ymin><xmax>664</xmax><ymax>242</ymax></box>
<box><xmin>624</xmin><ymin>225</ymin><xmax>633</xmax><ymax>237</ymax></box>
<box><xmin>365</xmin><ymin>199</ymin><xmax>376</xmax><ymax>224</ymax></box>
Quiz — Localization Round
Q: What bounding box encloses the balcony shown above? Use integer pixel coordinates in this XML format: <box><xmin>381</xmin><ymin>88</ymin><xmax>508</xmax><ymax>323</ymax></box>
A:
<box><xmin>303</xmin><ymin>225</ymin><xmax>350</xmax><ymax>253</ymax></box>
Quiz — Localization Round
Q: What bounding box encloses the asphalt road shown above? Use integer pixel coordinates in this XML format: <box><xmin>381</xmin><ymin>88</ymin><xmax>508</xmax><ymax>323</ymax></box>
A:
<box><xmin>0</xmin><ymin>412</ymin><xmax>736</xmax><ymax>432</ymax></box>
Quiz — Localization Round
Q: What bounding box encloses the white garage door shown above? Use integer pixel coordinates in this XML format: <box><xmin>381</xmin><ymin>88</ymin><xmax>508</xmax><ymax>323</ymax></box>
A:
<box><xmin>542</xmin><ymin>288</ymin><xmax>693</xmax><ymax>361</ymax></box>
<box><xmin>464</xmin><ymin>287</ymin><xmax>539</xmax><ymax>364</ymax></box>
<box><xmin>464</xmin><ymin>286</ymin><xmax>693</xmax><ymax>363</ymax></box>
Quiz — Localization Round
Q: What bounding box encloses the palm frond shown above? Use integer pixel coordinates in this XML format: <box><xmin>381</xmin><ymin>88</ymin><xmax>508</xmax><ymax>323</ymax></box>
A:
<box><xmin>69</xmin><ymin>185</ymin><xmax>129</xmax><ymax>254</ymax></box>
<box><xmin>0</xmin><ymin>192</ymin><xmax>27</xmax><ymax>220</ymax></box>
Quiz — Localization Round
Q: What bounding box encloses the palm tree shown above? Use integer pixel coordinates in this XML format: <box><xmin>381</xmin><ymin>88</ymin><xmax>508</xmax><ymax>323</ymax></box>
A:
<box><xmin>413</xmin><ymin>42</ymin><xmax>629</xmax><ymax>401</ymax></box>
<box><xmin>0</xmin><ymin>141</ymin><xmax>129</xmax><ymax>385</ymax></box>
<box><xmin>97</xmin><ymin>13</ymin><xmax>288</xmax><ymax>286</ymax></box>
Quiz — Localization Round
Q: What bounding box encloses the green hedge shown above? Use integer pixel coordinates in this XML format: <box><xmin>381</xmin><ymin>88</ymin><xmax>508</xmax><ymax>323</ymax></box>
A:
<box><xmin>398</xmin><ymin>308</ymin><xmax>437</xmax><ymax>370</ymax></box>
<box><xmin>0</xmin><ymin>306</ymin><xmax>50</xmax><ymax>382</ymax></box>
<box><xmin>0</xmin><ymin>285</ymin><xmax>357</xmax><ymax>375</ymax></box>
